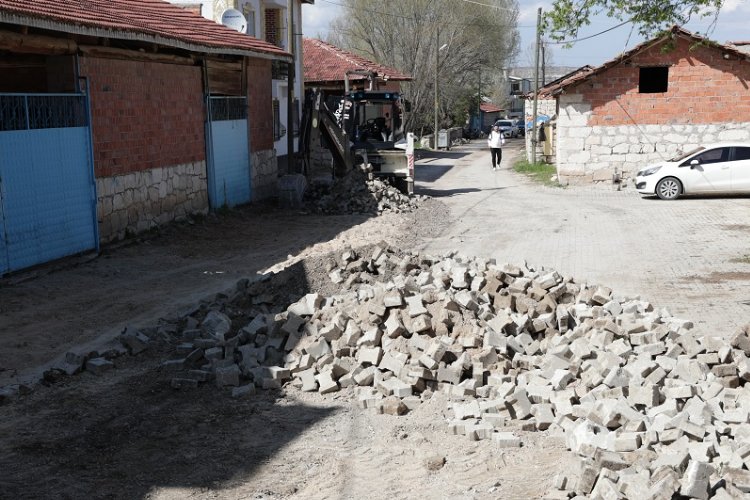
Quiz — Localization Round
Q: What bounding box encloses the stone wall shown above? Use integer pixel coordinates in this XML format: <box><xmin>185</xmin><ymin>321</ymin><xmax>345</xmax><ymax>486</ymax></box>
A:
<box><xmin>97</xmin><ymin>161</ymin><xmax>208</xmax><ymax>242</ymax></box>
<box><xmin>251</xmin><ymin>149</ymin><xmax>278</xmax><ymax>201</ymax></box>
<box><xmin>556</xmin><ymin>94</ymin><xmax>750</xmax><ymax>184</ymax></box>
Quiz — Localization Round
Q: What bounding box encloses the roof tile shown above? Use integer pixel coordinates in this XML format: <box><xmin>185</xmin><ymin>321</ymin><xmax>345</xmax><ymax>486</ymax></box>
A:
<box><xmin>303</xmin><ymin>37</ymin><xmax>411</xmax><ymax>84</ymax></box>
<box><xmin>0</xmin><ymin>0</ymin><xmax>290</xmax><ymax>58</ymax></box>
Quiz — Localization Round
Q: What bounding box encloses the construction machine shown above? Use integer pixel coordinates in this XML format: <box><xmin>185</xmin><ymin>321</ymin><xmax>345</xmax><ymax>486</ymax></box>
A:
<box><xmin>300</xmin><ymin>70</ymin><xmax>414</xmax><ymax>195</ymax></box>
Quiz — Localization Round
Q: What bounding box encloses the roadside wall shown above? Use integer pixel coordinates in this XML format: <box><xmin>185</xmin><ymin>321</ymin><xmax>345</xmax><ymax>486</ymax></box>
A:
<box><xmin>79</xmin><ymin>56</ymin><xmax>208</xmax><ymax>242</ymax></box>
<box><xmin>556</xmin><ymin>37</ymin><xmax>750</xmax><ymax>184</ymax></box>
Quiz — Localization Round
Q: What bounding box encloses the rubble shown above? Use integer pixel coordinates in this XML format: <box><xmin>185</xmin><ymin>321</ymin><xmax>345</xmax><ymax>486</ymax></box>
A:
<box><xmin>304</xmin><ymin>164</ymin><xmax>426</xmax><ymax>215</ymax></box>
<box><xmin>22</xmin><ymin>242</ymin><xmax>750</xmax><ymax>498</ymax></box>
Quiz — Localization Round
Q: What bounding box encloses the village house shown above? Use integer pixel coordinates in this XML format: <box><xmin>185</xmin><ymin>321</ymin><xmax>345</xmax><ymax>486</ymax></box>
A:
<box><xmin>0</xmin><ymin>0</ymin><xmax>290</xmax><ymax>275</ymax></box>
<box><xmin>528</xmin><ymin>27</ymin><xmax>750</xmax><ymax>184</ymax></box>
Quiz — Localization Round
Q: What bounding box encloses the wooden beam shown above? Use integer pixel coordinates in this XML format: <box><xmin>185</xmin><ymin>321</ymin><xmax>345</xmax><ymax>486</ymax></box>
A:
<box><xmin>0</xmin><ymin>29</ymin><xmax>77</xmax><ymax>55</ymax></box>
<box><xmin>78</xmin><ymin>45</ymin><xmax>195</xmax><ymax>65</ymax></box>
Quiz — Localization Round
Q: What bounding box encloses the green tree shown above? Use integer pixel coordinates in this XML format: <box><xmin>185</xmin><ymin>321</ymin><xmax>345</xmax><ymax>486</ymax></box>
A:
<box><xmin>328</xmin><ymin>0</ymin><xmax>519</xmax><ymax>134</ymax></box>
<box><xmin>544</xmin><ymin>0</ymin><xmax>725</xmax><ymax>41</ymax></box>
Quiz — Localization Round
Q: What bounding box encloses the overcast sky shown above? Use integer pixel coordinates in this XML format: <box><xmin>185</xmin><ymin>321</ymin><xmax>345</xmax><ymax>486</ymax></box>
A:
<box><xmin>301</xmin><ymin>0</ymin><xmax>750</xmax><ymax>68</ymax></box>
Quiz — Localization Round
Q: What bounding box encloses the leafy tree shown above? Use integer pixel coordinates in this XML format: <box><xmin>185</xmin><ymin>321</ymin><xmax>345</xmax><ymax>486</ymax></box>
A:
<box><xmin>327</xmin><ymin>0</ymin><xmax>519</xmax><ymax>134</ymax></box>
<box><xmin>544</xmin><ymin>0</ymin><xmax>725</xmax><ymax>41</ymax></box>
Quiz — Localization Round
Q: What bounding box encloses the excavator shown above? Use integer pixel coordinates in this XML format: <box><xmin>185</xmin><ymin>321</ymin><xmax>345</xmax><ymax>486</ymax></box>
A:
<box><xmin>300</xmin><ymin>70</ymin><xmax>414</xmax><ymax>195</ymax></box>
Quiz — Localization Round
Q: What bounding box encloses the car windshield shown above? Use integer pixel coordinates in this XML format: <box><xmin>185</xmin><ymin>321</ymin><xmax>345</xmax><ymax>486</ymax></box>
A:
<box><xmin>669</xmin><ymin>146</ymin><xmax>705</xmax><ymax>162</ymax></box>
<box><xmin>496</xmin><ymin>121</ymin><xmax>513</xmax><ymax>127</ymax></box>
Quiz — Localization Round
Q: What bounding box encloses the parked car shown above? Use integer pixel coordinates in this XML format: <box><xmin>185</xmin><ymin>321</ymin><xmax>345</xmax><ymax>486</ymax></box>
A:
<box><xmin>635</xmin><ymin>143</ymin><xmax>750</xmax><ymax>199</ymax></box>
<box><xmin>493</xmin><ymin>119</ymin><xmax>518</xmax><ymax>138</ymax></box>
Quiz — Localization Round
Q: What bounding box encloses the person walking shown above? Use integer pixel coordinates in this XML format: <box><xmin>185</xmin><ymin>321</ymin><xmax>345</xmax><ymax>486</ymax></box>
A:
<box><xmin>487</xmin><ymin>124</ymin><xmax>506</xmax><ymax>171</ymax></box>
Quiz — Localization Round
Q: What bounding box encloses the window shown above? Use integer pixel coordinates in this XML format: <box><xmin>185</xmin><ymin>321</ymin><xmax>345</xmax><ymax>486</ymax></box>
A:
<box><xmin>639</xmin><ymin>67</ymin><xmax>668</xmax><ymax>93</ymax></box>
<box><xmin>733</xmin><ymin>147</ymin><xmax>750</xmax><ymax>161</ymax></box>
<box><xmin>685</xmin><ymin>147</ymin><xmax>730</xmax><ymax>166</ymax></box>
<box><xmin>242</xmin><ymin>6</ymin><xmax>256</xmax><ymax>37</ymax></box>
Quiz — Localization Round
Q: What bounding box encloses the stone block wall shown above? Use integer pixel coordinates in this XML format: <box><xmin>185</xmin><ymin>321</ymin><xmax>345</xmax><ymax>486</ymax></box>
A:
<box><xmin>554</xmin><ymin>36</ymin><xmax>750</xmax><ymax>183</ymax></box>
<box><xmin>251</xmin><ymin>149</ymin><xmax>278</xmax><ymax>200</ymax></box>
<box><xmin>97</xmin><ymin>161</ymin><xmax>208</xmax><ymax>242</ymax></box>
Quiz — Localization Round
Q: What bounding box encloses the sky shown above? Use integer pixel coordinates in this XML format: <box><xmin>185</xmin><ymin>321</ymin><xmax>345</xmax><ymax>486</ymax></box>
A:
<box><xmin>300</xmin><ymin>0</ymin><xmax>750</xmax><ymax>68</ymax></box>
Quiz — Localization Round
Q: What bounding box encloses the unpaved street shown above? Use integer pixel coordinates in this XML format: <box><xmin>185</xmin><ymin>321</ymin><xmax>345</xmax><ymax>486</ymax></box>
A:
<box><xmin>2</xmin><ymin>138</ymin><xmax>750</xmax><ymax>499</ymax></box>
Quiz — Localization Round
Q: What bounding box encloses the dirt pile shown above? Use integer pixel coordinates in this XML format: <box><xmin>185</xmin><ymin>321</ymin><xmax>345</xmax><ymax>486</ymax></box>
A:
<box><xmin>304</xmin><ymin>165</ymin><xmax>425</xmax><ymax>215</ymax></box>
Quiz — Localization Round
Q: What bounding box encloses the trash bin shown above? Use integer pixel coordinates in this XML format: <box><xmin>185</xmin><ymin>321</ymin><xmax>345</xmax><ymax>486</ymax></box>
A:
<box><xmin>437</xmin><ymin>129</ymin><xmax>449</xmax><ymax>149</ymax></box>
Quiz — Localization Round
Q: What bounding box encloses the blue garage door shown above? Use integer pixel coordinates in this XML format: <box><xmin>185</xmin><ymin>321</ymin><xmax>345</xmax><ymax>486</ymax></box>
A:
<box><xmin>0</xmin><ymin>94</ymin><xmax>97</xmax><ymax>275</ymax></box>
<box><xmin>205</xmin><ymin>96</ymin><xmax>251</xmax><ymax>209</ymax></box>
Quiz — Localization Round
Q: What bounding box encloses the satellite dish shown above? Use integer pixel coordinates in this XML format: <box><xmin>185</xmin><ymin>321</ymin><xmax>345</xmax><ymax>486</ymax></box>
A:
<box><xmin>221</xmin><ymin>9</ymin><xmax>247</xmax><ymax>33</ymax></box>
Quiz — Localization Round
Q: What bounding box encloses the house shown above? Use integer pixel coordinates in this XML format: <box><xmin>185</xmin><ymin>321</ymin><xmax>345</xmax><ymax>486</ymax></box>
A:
<box><xmin>469</xmin><ymin>101</ymin><xmax>505</xmax><ymax>134</ymax></box>
<box><xmin>301</xmin><ymin>38</ymin><xmax>412</xmax><ymax>175</ymax></box>
<box><xmin>506</xmin><ymin>76</ymin><xmax>530</xmax><ymax>119</ymax></box>
<box><xmin>0</xmin><ymin>0</ymin><xmax>290</xmax><ymax>275</ymax></box>
<box><xmin>166</xmin><ymin>0</ymin><xmax>315</xmax><ymax>172</ymax></box>
<box><xmin>528</xmin><ymin>27</ymin><xmax>750</xmax><ymax>184</ymax></box>
<box><xmin>302</xmin><ymin>38</ymin><xmax>411</xmax><ymax>93</ymax></box>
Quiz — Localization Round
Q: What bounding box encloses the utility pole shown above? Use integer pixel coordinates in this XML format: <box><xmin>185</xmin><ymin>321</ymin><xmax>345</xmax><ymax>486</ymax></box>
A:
<box><xmin>434</xmin><ymin>28</ymin><xmax>439</xmax><ymax>149</ymax></box>
<box><xmin>286</xmin><ymin>1</ymin><xmax>295</xmax><ymax>173</ymax></box>
<box><xmin>531</xmin><ymin>7</ymin><xmax>541</xmax><ymax>164</ymax></box>
<box><xmin>541</xmin><ymin>42</ymin><xmax>546</xmax><ymax>86</ymax></box>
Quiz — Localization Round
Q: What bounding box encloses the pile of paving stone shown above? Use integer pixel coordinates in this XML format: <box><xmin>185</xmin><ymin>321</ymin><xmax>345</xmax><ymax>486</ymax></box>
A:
<box><xmin>304</xmin><ymin>164</ymin><xmax>423</xmax><ymax>215</ymax></box>
<box><xmin>118</xmin><ymin>244</ymin><xmax>750</xmax><ymax>498</ymax></box>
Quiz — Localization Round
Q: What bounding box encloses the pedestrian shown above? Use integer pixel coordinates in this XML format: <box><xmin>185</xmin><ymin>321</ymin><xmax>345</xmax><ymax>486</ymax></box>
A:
<box><xmin>487</xmin><ymin>124</ymin><xmax>505</xmax><ymax>171</ymax></box>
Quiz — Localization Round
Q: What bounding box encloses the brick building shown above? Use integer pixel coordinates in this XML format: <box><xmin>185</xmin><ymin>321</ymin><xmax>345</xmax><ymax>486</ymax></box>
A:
<box><xmin>0</xmin><ymin>0</ymin><xmax>290</xmax><ymax>275</ymax></box>
<box><xmin>530</xmin><ymin>27</ymin><xmax>750</xmax><ymax>184</ymax></box>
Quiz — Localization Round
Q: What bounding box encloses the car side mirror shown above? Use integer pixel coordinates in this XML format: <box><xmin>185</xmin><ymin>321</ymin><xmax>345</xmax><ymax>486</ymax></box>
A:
<box><xmin>690</xmin><ymin>159</ymin><xmax>700</xmax><ymax>168</ymax></box>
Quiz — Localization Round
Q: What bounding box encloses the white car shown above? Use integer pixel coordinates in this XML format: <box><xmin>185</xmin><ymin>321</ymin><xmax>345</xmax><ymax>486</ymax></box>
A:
<box><xmin>635</xmin><ymin>143</ymin><xmax>750</xmax><ymax>200</ymax></box>
<box><xmin>493</xmin><ymin>119</ymin><xmax>518</xmax><ymax>138</ymax></box>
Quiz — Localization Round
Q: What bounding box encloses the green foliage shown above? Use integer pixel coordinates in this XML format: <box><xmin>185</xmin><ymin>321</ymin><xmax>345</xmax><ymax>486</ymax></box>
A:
<box><xmin>543</xmin><ymin>0</ymin><xmax>724</xmax><ymax>42</ymax></box>
<box><xmin>514</xmin><ymin>159</ymin><xmax>561</xmax><ymax>187</ymax></box>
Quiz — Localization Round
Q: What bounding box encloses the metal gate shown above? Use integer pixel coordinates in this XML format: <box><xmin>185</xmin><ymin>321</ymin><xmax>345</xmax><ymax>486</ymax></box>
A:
<box><xmin>205</xmin><ymin>96</ymin><xmax>251</xmax><ymax>208</ymax></box>
<box><xmin>0</xmin><ymin>93</ymin><xmax>97</xmax><ymax>275</ymax></box>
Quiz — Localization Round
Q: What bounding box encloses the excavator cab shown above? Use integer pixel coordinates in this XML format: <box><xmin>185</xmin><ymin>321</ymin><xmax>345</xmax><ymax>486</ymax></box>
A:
<box><xmin>346</xmin><ymin>91</ymin><xmax>405</xmax><ymax>147</ymax></box>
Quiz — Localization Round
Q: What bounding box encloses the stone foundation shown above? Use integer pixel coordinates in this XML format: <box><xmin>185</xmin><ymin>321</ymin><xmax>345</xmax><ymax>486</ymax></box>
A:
<box><xmin>251</xmin><ymin>149</ymin><xmax>278</xmax><ymax>201</ymax></box>
<box><xmin>96</xmin><ymin>161</ymin><xmax>208</xmax><ymax>242</ymax></box>
<box><xmin>557</xmin><ymin>94</ymin><xmax>750</xmax><ymax>184</ymax></box>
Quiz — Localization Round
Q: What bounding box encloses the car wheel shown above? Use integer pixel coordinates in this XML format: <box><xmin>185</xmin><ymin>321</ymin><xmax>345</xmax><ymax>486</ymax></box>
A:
<box><xmin>656</xmin><ymin>177</ymin><xmax>682</xmax><ymax>200</ymax></box>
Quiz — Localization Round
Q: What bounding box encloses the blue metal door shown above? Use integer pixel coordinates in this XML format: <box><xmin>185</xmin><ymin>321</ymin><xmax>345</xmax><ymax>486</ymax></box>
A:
<box><xmin>205</xmin><ymin>96</ymin><xmax>251</xmax><ymax>208</ymax></box>
<box><xmin>0</xmin><ymin>94</ymin><xmax>97</xmax><ymax>275</ymax></box>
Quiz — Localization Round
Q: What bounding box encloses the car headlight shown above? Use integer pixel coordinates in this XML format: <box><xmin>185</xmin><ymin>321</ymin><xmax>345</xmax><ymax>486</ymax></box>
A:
<box><xmin>639</xmin><ymin>166</ymin><xmax>662</xmax><ymax>177</ymax></box>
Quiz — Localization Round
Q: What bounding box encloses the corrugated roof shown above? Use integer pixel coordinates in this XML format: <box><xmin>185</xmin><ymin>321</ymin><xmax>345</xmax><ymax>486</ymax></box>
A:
<box><xmin>303</xmin><ymin>37</ymin><xmax>411</xmax><ymax>84</ymax></box>
<box><xmin>0</xmin><ymin>0</ymin><xmax>291</xmax><ymax>60</ymax></box>
<box><xmin>532</xmin><ymin>26</ymin><xmax>750</xmax><ymax>98</ymax></box>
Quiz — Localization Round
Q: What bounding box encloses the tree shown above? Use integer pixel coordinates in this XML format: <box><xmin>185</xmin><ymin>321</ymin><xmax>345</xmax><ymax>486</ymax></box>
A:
<box><xmin>544</xmin><ymin>0</ymin><xmax>724</xmax><ymax>42</ymax></box>
<box><xmin>328</xmin><ymin>0</ymin><xmax>520</xmax><ymax>134</ymax></box>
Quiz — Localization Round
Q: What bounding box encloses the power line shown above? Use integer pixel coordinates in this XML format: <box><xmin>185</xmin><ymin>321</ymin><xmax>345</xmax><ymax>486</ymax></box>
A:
<box><xmin>545</xmin><ymin>18</ymin><xmax>633</xmax><ymax>45</ymax></box>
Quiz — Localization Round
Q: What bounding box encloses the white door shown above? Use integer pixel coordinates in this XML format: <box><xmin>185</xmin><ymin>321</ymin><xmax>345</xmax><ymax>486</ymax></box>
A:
<box><xmin>730</xmin><ymin>146</ymin><xmax>750</xmax><ymax>193</ymax></box>
<box><xmin>679</xmin><ymin>147</ymin><xmax>732</xmax><ymax>193</ymax></box>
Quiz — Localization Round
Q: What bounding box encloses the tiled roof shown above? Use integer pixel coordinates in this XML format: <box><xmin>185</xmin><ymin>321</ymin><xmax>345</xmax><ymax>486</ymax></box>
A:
<box><xmin>303</xmin><ymin>37</ymin><xmax>411</xmax><ymax>84</ymax></box>
<box><xmin>532</xmin><ymin>26</ymin><xmax>750</xmax><ymax>98</ymax></box>
<box><xmin>480</xmin><ymin>102</ymin><xmax>503</xmax><ymax>113</ymax></box>
<box><xmin>0</xmin><ymin>0</ymin><xmax>291</xmax><ymax>60</ymax></box>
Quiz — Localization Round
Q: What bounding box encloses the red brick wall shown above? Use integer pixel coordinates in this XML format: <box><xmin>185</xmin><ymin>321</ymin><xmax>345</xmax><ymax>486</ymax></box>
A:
<box><xmin>79</xmin><ymin>56</ymin><xmax>205</xmax><ymax>177</ymax></box>
<box><xmin>573</xmin><ymin>37</ymin><xmax>750</xmax><ymax>126</ymax></box>
<box><xmin>247</xmin><ymin>57</ymin><xmax>274</xmax><ymax>151</ymax></box>
<box><xmin>265</xmin><ymin>9</ymin><xmax>279</xmax><ymax>47</ymax></box>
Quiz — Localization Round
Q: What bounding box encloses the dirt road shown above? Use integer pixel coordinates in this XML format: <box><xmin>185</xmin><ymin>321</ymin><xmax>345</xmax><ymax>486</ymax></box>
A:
<box><xmin>2</xmin><ymin>138</ymin><xmax>748</xmax><ymax>499</ymax></box>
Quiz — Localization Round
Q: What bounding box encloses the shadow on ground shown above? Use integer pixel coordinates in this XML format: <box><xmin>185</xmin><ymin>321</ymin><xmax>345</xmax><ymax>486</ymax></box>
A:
<box><xmin>0</xmin><ymin>258</ymin><xmax>342</xmax><ymax>499</ymax></box>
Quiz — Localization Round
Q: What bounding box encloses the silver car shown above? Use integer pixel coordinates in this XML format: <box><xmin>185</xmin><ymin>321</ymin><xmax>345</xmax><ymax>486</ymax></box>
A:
<box><xmin>493</xmin><ymin>119</ymin><xmax>518</xmax><ymax>138</ymax></box>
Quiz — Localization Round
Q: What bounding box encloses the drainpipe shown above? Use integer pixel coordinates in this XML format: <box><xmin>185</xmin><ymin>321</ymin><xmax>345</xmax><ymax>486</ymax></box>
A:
<box><xmin>286</xmin><ymin>1</ymin><xmax>295</xmax><ymax>174</ymax></box>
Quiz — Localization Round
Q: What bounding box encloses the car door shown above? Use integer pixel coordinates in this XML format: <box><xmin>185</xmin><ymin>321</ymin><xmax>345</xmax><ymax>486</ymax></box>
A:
<box><xmin>730</xmin><ymin>147</ymin><xmax>750</xmax><ymax>193</ymax></box>
<box><xmin>679</xmin><ymin>147</ymin><xmax>732</xmax><ymax>193</ymax></box>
